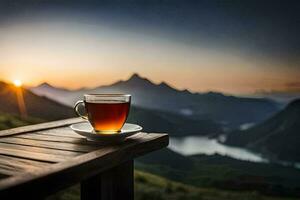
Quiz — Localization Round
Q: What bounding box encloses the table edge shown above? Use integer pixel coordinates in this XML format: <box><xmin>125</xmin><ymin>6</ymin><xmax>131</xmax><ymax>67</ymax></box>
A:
<box><xmin>0</xmin><ymin>131</ymin><xmax>169</xmax><ymax>197</ymax></box>
<box><xmin>0</xmin><ymin>118</ymin><xmax>85</xmax><ymax>137</ymax></box>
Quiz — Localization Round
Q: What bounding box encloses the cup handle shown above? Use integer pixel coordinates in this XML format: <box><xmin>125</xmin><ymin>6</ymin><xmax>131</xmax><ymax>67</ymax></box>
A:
<box><xmin>74</xmin><ymin>100</ymin><xmax>88</xmax><ymax>120</ymax></box>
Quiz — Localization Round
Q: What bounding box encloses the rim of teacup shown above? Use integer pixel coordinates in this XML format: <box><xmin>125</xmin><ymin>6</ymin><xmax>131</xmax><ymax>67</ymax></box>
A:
<box><xmin>84</xmin><ymin>94</ymin><xmax>131</xmax><ymax>97</ymax></box>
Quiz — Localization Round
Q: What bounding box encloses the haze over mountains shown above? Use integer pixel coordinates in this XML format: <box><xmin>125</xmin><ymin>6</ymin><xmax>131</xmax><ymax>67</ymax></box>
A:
<box><xmin>253</xmin><ymin>90</ymin><xmax>300</xmax><ymax>104</ymax></box>
<box><xmin>0</xmin><ymin>80</ymin><xmax>220</xmax><ymax>136</ymax></box>
<box><xmin>1</xmin><ymin>78</ymin><xmax>300</xmax><ymax>197</ymax></box>
<box><xmin>2</xmin><ymin>76</ymin><xmax>299</xmax><ymax>161</ymax></box>
<box><xmin>31</xmin><ymin>73</ymin><xmax>280</xmax><ymax>128</ymax></box>
<box><xmin>226</xmin><ymin>99</ymin><xmax>300</xmax><ymax>162</ymax></box>
<box><xmin>128</xmin><ymin>106</ymin><xmax>221</xmax><ymax>137</ymax></box>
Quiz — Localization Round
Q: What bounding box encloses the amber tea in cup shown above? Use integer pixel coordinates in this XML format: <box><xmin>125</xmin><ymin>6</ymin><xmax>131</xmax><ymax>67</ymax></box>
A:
<box><xmin>74</xmin><ymin>94</ymin><xmax>131</xmax><ymax>133</ymax></box>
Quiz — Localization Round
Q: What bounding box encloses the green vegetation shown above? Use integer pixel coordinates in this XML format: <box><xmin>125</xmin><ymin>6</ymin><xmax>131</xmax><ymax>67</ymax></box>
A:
<box><xmin>0</xmin><ymin>81</ymin><xmax>75</xmax><ymax>121</ymax></box>
<box><xmin>136</xmin><ymin>149</ymin><xmax>300</xmax><ymax>197</ymax></box>
<box><xmin>0</xmin><ymin>112</ymin><xmax>44</xmax><ymax>130</ymax></box>
<box><xmin>0</xmin><ymin>80</ymin><xmax>299</xmax><ymax>200</ymax></box>
<box><xmin>1</xmin><ymin>110</ymin><xmax>300</xmax><ymax>199</ymax></box>
<box><xmin>47</xmin><ymin>170</ymin><xmax>297</xmax><ymax>200</ymax></box>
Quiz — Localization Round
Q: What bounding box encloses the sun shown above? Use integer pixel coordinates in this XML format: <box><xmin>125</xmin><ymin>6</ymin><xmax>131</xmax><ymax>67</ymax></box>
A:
<box><xmin>13</xmin><ymin>80</ymin><xmax>23</xmax><ymax>87</ymax></box>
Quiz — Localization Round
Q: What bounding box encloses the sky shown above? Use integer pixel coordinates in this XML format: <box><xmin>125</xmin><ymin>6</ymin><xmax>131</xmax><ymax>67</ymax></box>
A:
<box><xmin>0</xmin><ymin>0</ymin><xmax>299</xmax><ymax>94</ymax></box>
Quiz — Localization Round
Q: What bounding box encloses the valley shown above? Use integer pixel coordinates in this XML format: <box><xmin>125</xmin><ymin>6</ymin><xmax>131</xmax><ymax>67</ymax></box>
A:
<box><xmin>0</xmin><ymin>76</ymin><xmax>299</xmax><ymax>199</ymax></box>
<box><xmin>30</xmin><ymin>73</ymin><xmax>280</xmax><ymax>129</ymax></box>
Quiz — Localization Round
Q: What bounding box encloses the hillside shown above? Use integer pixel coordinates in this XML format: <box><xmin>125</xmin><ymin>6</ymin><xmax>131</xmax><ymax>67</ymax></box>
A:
<box><xmin>127</xmin><ymin>106</ymin><xmax>222</xmax><ymax>136</ymax></box>
<box><xmin>0</xmin><ymin>81</ymin><xmax>75</xmax><ymax>121</ymax></box>
<box><xmin>0</xmin><ymin>102</ymin><xmax>299</xmax><ymax>199</ymax></box>
<box><xmin>225</xmin><ymin>99</ymin><xmax>300</xmax><ymax>162</ymax></box>
<box><xmin>0</xmin><ymin>112</ymin><xmax>44</xmax><ymax>130</ymax></box>
<box><xmin>2</xmin><ymin>79</ymin><xmax>222</xmax><ymax>137</ymax></box>
<box><xmin>31</xmin><ymin>73</ymin><xmax>280</xmax><ymax>128</ymax></box>
<box><xmin>30</xmin><ymin>82</ymin><xmax>72</xmax><ymax>106</ymax></box>
<box><xmin>47</xmin><ymin>170</ymin><xmax>297</xmax><ymax>200</ymax></box>
<box><xmin>136</xmin><ymin>150</ymin><xmax>300</xmax><ymax>197</ymax></box>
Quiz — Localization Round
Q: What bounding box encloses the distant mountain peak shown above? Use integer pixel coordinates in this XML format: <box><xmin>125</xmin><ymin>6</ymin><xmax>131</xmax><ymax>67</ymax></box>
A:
<box><xmin>126</xmin><ymin>73</ymin><xmax>153</xmax><ymax>86</ymax></box>
<box><xmin>38</xmin><ymin>82</ymin><xmax>53</xmax><ymax>88</ymax></box>
<box><xmin>181</xmin><ymin>89</ymin><xmax>192</xmax><ymax>94</ymax></box>
<box><xmin>159</xmin><ymin>81</ymin><xmax>168</xmax><ymax>86</ymax></box>
<box><xmin>125</xmin><ymin>74</ymin><xmax>179</xmax><ymax>93</ymax></box>
<box><xmin>158</xmin><ymin>81</ymin><xmax>175</xmax><ymax>90</ymax></box>
<box><xmin>128</xmin><ymin>73</ymin><xmax>149</xmax><ymax>82</ymax></box>
<box><xmin>129</xmin><ymin>73</ymin><xmax>142</xmax><ymax>79</ymax></box>
<box><xmin>34</xmin><ymin>82</ymin><xmax>70</xmax><ymax>92</ymax></box>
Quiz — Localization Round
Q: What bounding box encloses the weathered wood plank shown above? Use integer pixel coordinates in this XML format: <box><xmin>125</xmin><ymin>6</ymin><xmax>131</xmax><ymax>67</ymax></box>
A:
<box><xmin>37</xmin><ymin>127</ymin><xmax>85</xmax><ymax>139</ymax></box>
<box><xmin>14</xmin><ymin>131</ymin><xmax>146</xmax><ymax>145</ymax></box>
<box><xmin>15</xmin><ymin>133</ymin><xmax>91</xmax><ymax>144</ymax></box>
<box><xmin>0</xmin><ymin>146</ymin><xmax>72</xmax><ymax>163</ymax></box>
<box><xmin>0</xmin><ymin>155</ymin><xmax>50</xmax><ymax>175</ymax></box>
<box><xmin>81</xmin><ymin>160</ymin><xmax>134</xmax><ymax>200</ymax></box>
<box><xmin>0</xmin><ymin>137</ymin><xmax>99</xmax><ymax>153</ymax></box>
<box><xmin>0</xmin><ymin>133</ymin><xmax>169</xmax><ymax>198</ymax></box>
<box><xmin>0</xmin><ymin>118</ymin><xmax>85</xmax><ymax>137</ymax></box>
<box><xmin>0</xmin><ymin>143</ymin><xmax>82</xmax><ymax>157</ymax></box>
<box><xmin>0</xmin><ymin>169</ymin><xmax>16</xmax><ymax>177</ymax></box>
<box><xmin>0</xmin><ymin>155</ymin><xmax>50</xmax><ymax>168</ymax></box>
<box><xmin>0</xmin><ymin>165</ymin><xmax>22</xmax><ymax>176</ymax></box>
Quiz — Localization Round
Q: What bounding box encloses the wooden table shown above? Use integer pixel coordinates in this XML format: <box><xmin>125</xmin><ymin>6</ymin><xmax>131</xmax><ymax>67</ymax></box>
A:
<box><xmin>0</xmin><ymin>118</ymin><xmax>169</xmax><ymax>199</ymax></box>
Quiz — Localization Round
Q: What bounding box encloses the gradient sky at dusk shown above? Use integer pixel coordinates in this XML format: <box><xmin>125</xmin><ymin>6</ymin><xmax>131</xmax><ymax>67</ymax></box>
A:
<box><xmin>0</xmin><ymin>0</ymin><xmax>299</xmax><ymax>94</ymax></box>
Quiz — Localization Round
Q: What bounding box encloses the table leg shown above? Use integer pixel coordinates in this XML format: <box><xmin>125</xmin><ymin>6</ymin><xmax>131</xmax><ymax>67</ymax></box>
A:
<box><xmin>81</xmin><ymin>160</ymin><xmax>134</xmax><ymax>200</ymax></box>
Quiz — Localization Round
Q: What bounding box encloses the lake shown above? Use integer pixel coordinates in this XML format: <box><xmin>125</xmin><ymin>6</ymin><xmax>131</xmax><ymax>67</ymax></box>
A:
<box><xmin>169</xmin><ymin>136</ymin><xmax>268</xmax><ymax>163</ymax></box>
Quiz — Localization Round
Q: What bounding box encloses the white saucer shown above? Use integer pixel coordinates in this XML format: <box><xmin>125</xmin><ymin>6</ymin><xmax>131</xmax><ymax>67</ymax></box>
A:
<box><xmin>70</xmin><ymin>122</ymin><xmax>143</xmax><ymax>142</ymax></box>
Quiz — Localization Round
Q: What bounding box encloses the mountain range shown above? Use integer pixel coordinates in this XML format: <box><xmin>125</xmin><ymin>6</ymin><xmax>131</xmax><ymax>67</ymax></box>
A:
<box><xmin>128</xmin><ymin>106</ymin><xmax>221</xmax><ymax>136</ymax></box>
<box><xmin>253</xmin><ymin>90</ymin><xmax>300</xmax><ymax>104</ymax></box>
<box><xmin>31</xmin><ymin>73</ymin><xmax>280</xmax><ymax>128</ymax></box>
<box><xmin>225</xmin><ymin>99</ymin><xmax>300</xmax><ymax>162</ymax></box>
<box><xmin>0</xmin><ymin>81</ymin><xmax>75</xmax><ymax>121</ymax></box>
<box><xmin>1</xmin><ymin>78</ymin><xmax>300</xmax><ymax>197</ymax></box>
<box><xmin>0</xmin><ymin>80</ymin><xmax>221</xmax><ymax>136</ymax></box>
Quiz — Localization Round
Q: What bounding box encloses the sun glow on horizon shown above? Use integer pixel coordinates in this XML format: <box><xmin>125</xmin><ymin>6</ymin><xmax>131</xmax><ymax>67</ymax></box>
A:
<box><xmin>0</xmin><ymin>18</ymin><xmax>299</xmax><ymax>94</ymax></box>
<box><xmin>13</xmin><ymin>79</ymin><xmax>23</xmax><ymax>87</ymax></box>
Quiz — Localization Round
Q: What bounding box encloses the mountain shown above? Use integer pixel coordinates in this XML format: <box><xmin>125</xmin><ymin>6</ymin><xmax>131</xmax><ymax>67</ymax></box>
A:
<box><xmin>31</xmin><ymin>73</ymin><xmax>280</xmax><ymax>128</ymax></box>
<box><xmin>2</xmin><ymin>80</ymin><xmax>222</xmax><ymax>136</ymax></box>
<box><xmin>137</xmin><ymin>149</ymin><xmax>300</xmax><ymax>197</ymax></box>
<box><xmin>0</xmin><ymin>112</ymin><xmax>44</xmax><ymax>130</ymax></box>
<box><xmin>29</xmin><ymin>82</ymin><xmax>73</xmax><ymax>106</ymax></box>
<box><xmin>0</xmin><ymin>81</ymin><xmax>75</xmax><ymax>121</ymax></box>
<box><xmin>48</xmin><ymin>168</ymin><xmax>295</xmax><ymax>200</ymax></box>
<box><xmin>127</xmin><ymin>106</ymin><xmax>222</xmax><ymax>136</ymax></box>
<box><xmin>253</xmin><ymin>90</ymin><xmax>300</xmax><ymax>104</ymax></box>
<box><xmin>225</xmin><ymin>99</ymin><xmax>300</xmax><ymax>162</ymax></box>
